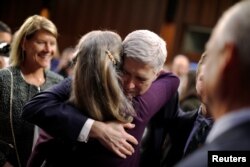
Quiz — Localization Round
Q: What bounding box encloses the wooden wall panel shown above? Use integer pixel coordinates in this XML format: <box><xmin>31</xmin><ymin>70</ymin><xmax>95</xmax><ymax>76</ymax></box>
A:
<box><xmin>0</xmin><ymin>0</ymin><xmax>167</xmax><ymax>52</ymax></box>
<box><xmin>49</xmin><ymin>0</ymin><xmax>167</xmax><ymax>51</ymax></box>
<box><xmin>0</xmin><ymin>0</ymin><xmax>43</xmax><ymax>32</ymax></box>
<box><xmin>184</xmin><ymin>0</ymin><xmax>201</xmax><ymax>24</ymax></box>
<box><xmin>199</xmin><ymin>0</ymin><xmax>218</xmax><ymax>27</ymax></box>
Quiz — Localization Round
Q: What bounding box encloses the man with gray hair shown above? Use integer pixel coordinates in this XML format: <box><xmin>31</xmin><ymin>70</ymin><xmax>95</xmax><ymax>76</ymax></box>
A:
<box><xmin>122</xmin><ymin>30</ymin><xmax>167</xmax><ymax>99</ymax></box>
<box><xmin>176</xmin><ymin>1</ymin><xmax>250</xmax><ymax>166</ymax></box>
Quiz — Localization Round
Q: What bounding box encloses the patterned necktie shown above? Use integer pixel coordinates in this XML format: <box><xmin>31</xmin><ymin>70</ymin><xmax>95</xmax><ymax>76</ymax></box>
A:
<box><xmin>184</xmin><ymin>119</ymin><xmax>212</xmax><ymax>156</ymax></box>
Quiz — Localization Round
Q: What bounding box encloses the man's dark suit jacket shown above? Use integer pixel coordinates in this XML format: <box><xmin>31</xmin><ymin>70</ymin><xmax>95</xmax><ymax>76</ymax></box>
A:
<box><xmin>140</xmin><ymin>93</ymin><xmax>199</xmax><ymax>167</ymax></box>
<box><xmin>175</xmin><ymin>121</ymin><xmax>250</xmax><ymax>167</ymax></box>
<box><xmin>140</xmin><ymin>92</ymin><xmax>180</xmax><ymax>167</ymax></box>
<box><xmin>160</xmin><ymin>108</ymin><xmax>198</xmax><ymax>167</ymax></box>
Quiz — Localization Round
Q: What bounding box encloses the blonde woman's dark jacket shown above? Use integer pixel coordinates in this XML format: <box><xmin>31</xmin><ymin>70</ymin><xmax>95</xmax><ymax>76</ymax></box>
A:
<box><xmin>0</xmin><ymin>66</ymin><xmax>63</xmax><ymax>167</ymax></box>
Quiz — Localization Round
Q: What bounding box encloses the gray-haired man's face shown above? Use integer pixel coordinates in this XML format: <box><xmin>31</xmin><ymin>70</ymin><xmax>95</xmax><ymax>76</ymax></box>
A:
<box><xmin>121</xmin><ymin>57</ymin><xmax>158</xmax><ymax>98</ymax></box>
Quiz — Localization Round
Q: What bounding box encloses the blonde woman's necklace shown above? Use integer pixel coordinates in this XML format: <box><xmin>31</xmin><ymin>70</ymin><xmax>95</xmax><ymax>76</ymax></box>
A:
<box><xmin>20</xmin><ymin>70</ymin><xmax>44</xmax><ymax>91</ymax></box>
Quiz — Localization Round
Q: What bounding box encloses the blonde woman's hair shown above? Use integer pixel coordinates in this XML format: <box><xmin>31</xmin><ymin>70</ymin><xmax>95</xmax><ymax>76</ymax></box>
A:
<box><xmin>9</xmin><ymin>15</ymin><xmax>58</xmax><ymax>66</ymax></box>
<box><xmin>70</xmin><ymin>30</ymin><xmax>135</xmax><ymax>123</ymax></box>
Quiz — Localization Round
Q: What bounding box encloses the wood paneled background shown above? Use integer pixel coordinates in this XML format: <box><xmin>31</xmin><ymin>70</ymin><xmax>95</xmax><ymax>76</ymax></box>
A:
<box><xmin>0</xmin><ymin>0</ymin><xmax>167</xmax><ymax>52</ymax></box>
<box><xmin>0</xmin><ymin>0</ymin><xmax>239</xmax><ymax>63</ymax></box>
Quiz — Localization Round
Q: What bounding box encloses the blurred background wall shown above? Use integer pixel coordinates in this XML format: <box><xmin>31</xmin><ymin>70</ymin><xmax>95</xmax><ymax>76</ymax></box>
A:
<box><xmin>0</xmin><ymin>0</ymin><xmax>239</xmax><ymax>64</ymax></box>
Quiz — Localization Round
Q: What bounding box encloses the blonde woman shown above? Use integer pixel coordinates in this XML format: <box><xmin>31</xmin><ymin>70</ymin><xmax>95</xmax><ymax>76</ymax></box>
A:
<box><xmin>0</xmin><ymin>15</ymin><xmax>63</xmax><ymax>167</ymax></box>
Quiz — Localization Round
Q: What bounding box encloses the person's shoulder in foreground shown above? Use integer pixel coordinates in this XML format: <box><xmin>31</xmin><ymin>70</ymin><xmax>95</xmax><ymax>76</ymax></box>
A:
<box><xmin>175</xmin><ymin>1</ymin><xmax>250</xmax><ymax>166</ymax></box>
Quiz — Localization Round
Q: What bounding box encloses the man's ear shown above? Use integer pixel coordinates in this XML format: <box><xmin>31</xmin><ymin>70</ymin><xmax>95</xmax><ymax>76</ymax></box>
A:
<box><xmin>219</xmin><ymin>42</ymin><xmax>239</xmax><ymax>90</ymax></box>
<box><xmin>221</xmin><ymin>43</ymin><xmax>238</xmax><ymax>75</ymax></box>
<box><xmin>217</xmin><ymin>42</ymin><xmax>242</xmax><ymax>102</ymax></box>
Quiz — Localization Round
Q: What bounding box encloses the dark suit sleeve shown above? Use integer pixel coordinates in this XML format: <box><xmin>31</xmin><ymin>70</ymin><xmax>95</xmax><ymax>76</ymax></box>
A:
<box><xmin>22</xmin><ymin>78</ymin><xmax>87</xmax><ymax>141</ymax></box>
